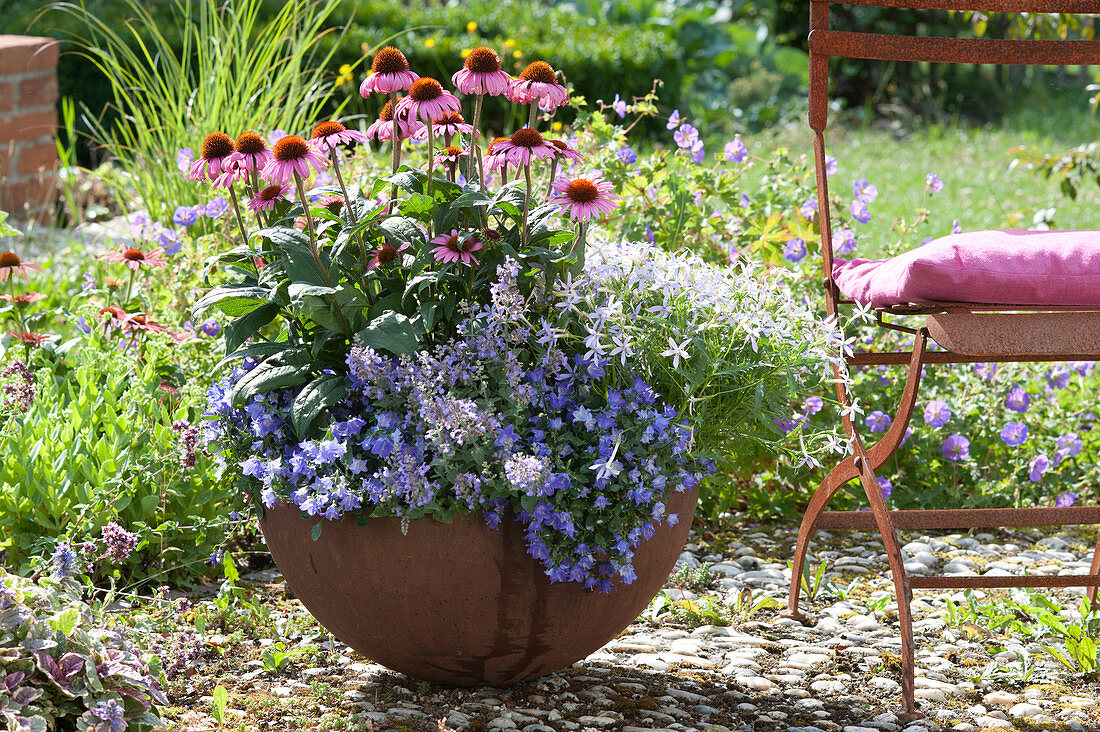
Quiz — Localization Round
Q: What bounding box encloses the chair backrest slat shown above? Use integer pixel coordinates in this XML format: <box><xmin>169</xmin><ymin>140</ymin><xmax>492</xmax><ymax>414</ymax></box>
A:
<box><xmin>810</xmin><ymin>29</ymin><xmax>1100</xmax><ymax>65</ymax></box>
<box><xmin>828</xmin><ymin>0</ymin><xmax>1099</xmax><ymax>11</ymax></box>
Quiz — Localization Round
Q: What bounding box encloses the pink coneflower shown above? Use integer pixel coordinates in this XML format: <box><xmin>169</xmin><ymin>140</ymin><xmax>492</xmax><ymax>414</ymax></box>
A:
<box><xmin>365</xmin><ymin>99</ymin><xmax>423</xmax><ymax>141</ymax></box>
<box><xmin>395</xmin><ymin>78</ymin><xmax>461</xmax><ymax>123</ymax></box>
<box><xmin>484</xmin><ymin>136</ymin><xmax>512</xmax><ymax>173</ymax></box>
<box><xmin>430</xmin><ymin>229</ymin><xmax>483</xmax><ymax>266</ymax></box>
<box><xmin>6</xmin><ymin>330</ymin><xmax>52</xmax><ymax>346</ymax></box>
<box><xmin>452</xmin><ymin>47</ymin><xmax>512</xmax><ymax>96</ymax></box>
<box><xmin>318</xmin><ymin>195</ymin><xmax>343</xmax><ymax>214</ymax></box>
<box><xmin>550</xmin><ymin>174</ymin><xmax>621</xmax><ymax>221</ymax></box>
<box><xmin>210</xmin><ymin>156</ymin><xmax>248</xmax><ymax>189</ymax></box>
<box><xmin>0</xmin><ymin>292</ymin><xmax>45</xmax><ymax>306</ymax></box>
<box><xmin>189</xmin><ymin>131</ymin><xmax>235</xmax><ymax>181</ymax></box>
<box><xmin>507</xmin><ymin>61</ymin><xmax>569</xmax><ymax>109</ymax></box>
<box><xmin>0</xmin><ymin>252</ymin><xmax>42</xmax><ymax>281</ymax></box>
<box><xmin>249</xmin><ymin>184</ymin><xmax>289</xmax><ymax>212</ymax></box>
<box><xmin>366</xmin><ymin>241</ymin><xmax>410</xmax><ymax>270</ymax></box>
<box><xmin>360</xmin><ymin>47</ymin><xmax>418</xmax><ymax>97</ymax></box>
<box><xmin>309</xmin><ymin>121</ymin><xmax>369</xmax><ymax>153</ymax></box>
<box><xmin>490</xmin><ymin>128</ymin><xmax>557</xmax><ymax>170</ymax></box>
<box><xmin>261</xmin><ymin>136</ymin><xmax>330</xmax><ymax>185</ymax></box>
<box><xmin>414</xmin><ymin>111</ymin><xmax>472</xmax><ymax>142</ymax></box>
<box><xmin>119</xmin><ymin>313</ymin><xmax>166</xmax><ymax>334</ymax></box>
<box><xmin>100</xmin><ymin>246</ymin><xmax>168</xmax><ymax>270</ymax></box>
<box><xmin>547</xmin><ymin>138</ymin><xmax>584</xmax><ymax>163</ymax></box>
<box><xmin>434</xmin><ymin>146</ymin><xmax>469</xmax><ymax>167</ymax></box>
<box><xmin>232</xmin><ymin>131</ymin><xmax>273</xmax><ymax>172</ymax></box>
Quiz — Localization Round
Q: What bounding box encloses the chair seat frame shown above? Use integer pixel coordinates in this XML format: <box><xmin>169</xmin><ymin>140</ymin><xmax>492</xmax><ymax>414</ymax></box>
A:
<box><xmin>782</xmin><ymin>0</ymin><xmax>1100</xmax><ymax>721</ymax></box>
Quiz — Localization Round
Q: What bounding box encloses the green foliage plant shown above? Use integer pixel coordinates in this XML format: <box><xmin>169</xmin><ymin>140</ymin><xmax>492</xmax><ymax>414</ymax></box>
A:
<box><xmin>49</xmin><ymin>0</ymin><xmax>347</xmax><ymax>220</ymax></box>
<box><xmin>0</xmin><ymin>570</ymin><xmax>168</xmax><ymax>731</ymax></box>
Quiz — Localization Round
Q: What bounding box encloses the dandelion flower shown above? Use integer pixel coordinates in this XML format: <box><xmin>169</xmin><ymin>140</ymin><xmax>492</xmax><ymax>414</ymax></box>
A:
<box><xmin>430</xmin><ymin>229</ymin><xmax>483</xmax><ymax>266</ymax></box>
<box><xmin>249</xmin><ymin>184</ymin><xmax>289</xmax><ymax>212</ymax></box>
<box><xmin>232</xmin><ymin>131</ymin><xmax>273</xmax><ymax>172</ymax></box>
<box><xmin>189</xmin><ymin>131</ymin><xmax>235</xmax><ymax>181</ymax></box>
<box><xmin>507</xmin><ymin>61</ymin><xmax>569</xmax><ymax>108</ymax></box>
<box><xmin>0</xmin><ymin>251</ymin><xmax>42</xmax><ymax>281</ymax></box>
<box><xmin>100</xmin><ymin>246</ymin><xmax>168</xmax><ymax>271</ymax></box>
<box><xmin>359</xmin><ymin>46</ymin><xmax>418</xmax><ymax>96</ymax></box>
<box><xmin>549</xmin><ymin>174</ymin><xmax>620</xmax><ymax>221</ymax></box>
<box><xmin>261</xmin><ymin>135</ymin><xmax>330</xmax><ymax>185</ymax></box>
<box><xmin>309</xmin><ymin>121</ymin><xmax>369</xmax><ymax>153</ymax></box>
<box><xmin>395</xmin><ymin>78</ymin><xmax>461</xmax><ymax>124</ymax></box>
<box><xmin>452</xmin><ymin>47</ymin><xmax>512</xmax><ymax>96</ymax></box>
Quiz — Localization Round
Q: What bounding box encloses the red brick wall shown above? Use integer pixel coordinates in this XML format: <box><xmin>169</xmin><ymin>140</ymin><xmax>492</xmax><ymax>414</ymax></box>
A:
<box><xmin>0</xmin><ymin>35</ymin><xmax>60</xmax><ymax>222</ymax></box>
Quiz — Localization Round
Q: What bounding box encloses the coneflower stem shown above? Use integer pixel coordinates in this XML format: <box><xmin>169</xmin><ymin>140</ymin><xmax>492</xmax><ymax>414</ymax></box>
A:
<box><xmin>425</xmin><ymin>119</ymin><xmax>435</xmax><ymax>201</ymax></box>
<box><xmin>227</xmin><ymin>186</ymin><xmax>249</xmax><ymax>244</ymax></box>
<box><xmin>249</xmin><ymin>171</ymin><xmax>266</xmax><ymax>229</ymax></box>
<box><xmin>528</xmin><ymin>101</ymin><xmax>539</xmax><ymax>130</ymax></box>
<box><xmin>294</xmin><ymin>172</ymin><xmax>347</xmax><ymax>332</ymax></box>
<box><xmin>329</xmin><ymin>149</ymin><xmax>374</xmax><ymax>307</ymax></box>
<box><xmin>522</xmin><ymin>162</ymin><xmax>532</xmax><ymax>249</ymax></box>
<box><xmin>390</xmin><ymin>92</ymin><xmax>401</xmax><ymax>175</ymax></box>
<box><xmin>470</xmin><ymin>93</ymin><xmax>484</xmax><ymax>190</ymax></box>
<box><xmin>547</xmin><ymin>158</ymin><xmax>559</xmax><ymax>196</ymax></box>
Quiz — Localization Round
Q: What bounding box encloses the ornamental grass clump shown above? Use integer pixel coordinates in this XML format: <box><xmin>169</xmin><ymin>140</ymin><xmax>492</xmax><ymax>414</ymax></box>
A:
<box><xmin>197</xmin><ymin>46</ymin><xmax>837</xmax><ymax>591</ymax></box>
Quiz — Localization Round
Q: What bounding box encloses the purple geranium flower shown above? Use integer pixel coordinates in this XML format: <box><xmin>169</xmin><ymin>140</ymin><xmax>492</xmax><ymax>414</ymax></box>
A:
<box><xmin>1055</xmin><ymin>490</ymin><xmax>1078</xmax><ymax>508</ymax></box>
<box><xmin>1046</xmin><ymin>365</ymin><xmax>1072</xmax><ymax>390</ymax></box>
<box><xmin>942</xmin><ymin>433</ymin><xmax>970</xmax><ymax>461</ymax></box>
<box><xmin>866</xmin><ymin>410</ymin><xmax>891</xmax><ymax>433</ymax></box>
<box><xmin>973</xmin><ymin>362</ymin><xmax>997</xmax><ymax>380</ymax></box>
<box><xmin>923</xmin><ymin>399</ymin><xmax>951</xmax><ymax>428</ymax></box>
<box><xmin>616</xmin><ymin>146</ymin><xmax>637</xmax><ymax>164</ymax></box>
<box><xmin>173</xmin><ymin>205</ymin><xmax>199</xmax><ymax>227</ymax></box>
<box><xmin>877</xmin><ymin>477</ymin><xmax>892</xmax><ymax>499</ymax></box>
<box><xmin>853</xmin><ymin>177</ymin><xmax>878</xmax><ymax>203</ymax></box>
<box><xmin>800</xmin><ymin>197</ymin><xmax>818</xmax><ymax>221</ymax></box>
<box><xmin>851</xmin><ymin>199</ymin><xmax>871</xmax><ymax>224</ymax></box>
<box><xmin>925</xmin><ymin>173</ymin><xmax>943</xmax><ymax>193</ymax></box>
<box><xmin>999</xmin><ymin>421</ymin><xmax>1028</xmax><ymax>446</ymax></box>
<box><xmin>783</xmin><ymin>237</ymin><xmax>807</xmax><ymax>263</ymax></box>
<box><xmin>611</xmin><ymin>94</ymin><xmax>627</xmax><ymax>118</ymax></box>
<box><xmin>1005</xmin><ymin>386</ymin><xmax>1030</xmax><ymax>413</ymax></box>
<box><xmin>724</xmin><ymin>137</ymin><xmax>748</xmax><ymax>163</ymax></box>
<box><xmin>204</xmin><ymin>196</ymin><xmax>230</xmax><ymax>219</ymax></box>
<box><xmin>673</xmin><ymin>123</ymin><xmax>699</xmax><ymax>150</ymax></box>
<box><xmin>666</xmin><ymin>109</ymin><xmax>680</xmax><ymax>130</ymax></box>
<box><xmin>825</xmin><ymin>155</ymin><xmax>838</xmax><ymax>175</ymax></box>
<box><xmin>835</xmin><ymin>227</ymin><xmax>857</xmax><ymax>254</ymax></box>
<box><xmin>1028</xmin><ymin>453</ymin><xmax>1050</xmax><ymax>482</ymax></box>
<box><xmin>803</xmin><ymin>396</ymin><xmax>824</xmax><ymax>415</ymax></box>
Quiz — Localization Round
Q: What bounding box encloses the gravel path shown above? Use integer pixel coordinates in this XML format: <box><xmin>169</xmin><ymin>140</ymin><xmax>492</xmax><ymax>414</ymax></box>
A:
<box><xmin>163</xmin><ymin>523</ymin><xmax>1100</xmax><ymax>732</ymax></box>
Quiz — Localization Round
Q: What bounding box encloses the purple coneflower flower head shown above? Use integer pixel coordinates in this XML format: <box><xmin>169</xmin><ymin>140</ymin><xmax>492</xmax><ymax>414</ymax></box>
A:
<box><xmin>783</xmin><ymin>237</ymin><xmax>807</xmax><ymax>263</ymax></box>
<box><xmin>365</xmin><ymin>99</ymin><xmax>423</xmax><ymax>142</ymax></box>
<box><xmin>396</xmin><ymin>77</ymin><xmax>462</xmax><ymax>124</ymax></box>
<box><xmin>209</xmin><ymin>156</ymin><xmax>248</xmax><ymax>189</ymax></box>
<box><xmin>547</xmin><ymin>138</ymin><xmax>584</xmax><ymax>164</ymax></box>
<box><xmin>249</xmin><ymin>184</ymin><xmax>290</xmax><ymax>213</ymax></box>
<box><xmin>507</xmin><ymin>60</ymin><xmax>569</xmax><ymax>108</ymax></box>
<box><xmin>835</xmin><ymin>227</ymin><xmax>857</xmax><ymax>254</ymax></box>
<box><xmin>366</xmin><ymin>241</ymin><xmax>410</xmax><ymax>270</ymax></box>
<box><xmin>189</xmin><ymin>131</ymin><xmax>234</xmax><ymax>181</ymax></box>
<box><xmin>434</xmin><ymin>145</ymin><xmax>469</xmax><ymax>168</ymax></box>
<box><xmin>232</xmin><ymin>131</ymin><xmax>273</xmax><ymax>172</ymax></box>
<box><xmin>877</xmin><ymin>477</ymin><xmax>892</xmax><ymax>499</ymax></box>
<box><xmin>724</xmin><ymin>136</ymin><xmax>748</xmax><ymax>163</ymax></box>
<box><xmin>925</xmin><ymin>172</ymin><xmax>943</xmax><ymax>193</ymax></box>
<box><xmin>923</xmin><ymin>399</ymin><xmax>951</xmax><ymax>428</ymax></box>
<box><xmin>1055</xmin><ymin>490</ymin><xmax>1078</xmax><ymax>508</ymax></box>
<box><xmin>415</xmin><ymin>110</ymin><xmax>473</xmax><ymax>141</ymax></box>
<box><xmin>309</xmin><ymin>121</ymin><xmax>368</xmax><ymax>153</ymax></box>
<box><xmin>942</xmin><ymin>433</ymin><xmax>970</xmax><ymax>461</ymax></box>
<box><xmin>999</xmin><ymin>421</ymin><xmax>1029</xmax><ymax>446</ymax></box>
<box><xmin>360</xmin><ymin>46</ymin><xmax>418</xmax><ymax>96</ymax></box>
<box><xmin>1005</xmin><ymin>385</ymin><xmax>1031</xmax><ymax>413</ymax></box>
<box><xmin>490</xmin><ymin>128</ymin><xmax>557</xmax><ymax>170</ymax></box>
<box><xmin>452</xmin><ymin>47</ymin><xmax>512</xmax><ymax>96</ymax></box>
<box><xmin>261</xmin><ymin>135</ymin><xmax>330</xmax><ymax>185</ymax></box>
<box><xmin>430</xmin><ymin>229</ymin><xmax>483</xmax><ymax>265</ymax></box>
<box><xmin>549</xmin><ymin>174</ymin><xmax>620</xmax><ymax>222</ymax></box>
<box><xmin>866</xmin><ymin>410</ymin><xmax>891</xmax><ymax>433</ymax></box>
<box><xmin>1028</xmin><ymin>453</ymin><xmax>1050</xmax><ymax>482</ymax></box>
<box><xmin>851</xmin><ymin>199</ymin><xmax>871</xmax><ymax>224</ymax></box>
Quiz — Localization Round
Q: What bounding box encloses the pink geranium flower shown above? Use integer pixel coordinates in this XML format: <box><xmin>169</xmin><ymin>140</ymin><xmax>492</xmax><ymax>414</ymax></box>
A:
<box><xmin>413</xmin><ymin>111</ymin><xmax>472</xmax><ymax>141</ymax></box>
<box><xmin>452</xmin><ymin>47</ymin><xmax>512</xmax><ymax>96</ymax></box>
<box><xmin>359</xmin><ymin>47</ymin><xmax>418</xmax><ymax>97</ymax></box>
<box><xmin>189</xmin><ymin>131</ymin><xmax>235</xmax><ymax>181</ymax></box>
<box><xmin>248</xmin><ymin>184</ymin><xmax>289</xmax><ymax>212</ymax></box>
<box><xmin>309</xmin><ymin>121</ymin><xmax>369</xmax><ymax>153</ymax></box>
<box><xmin>430</xmin><ymin>229</ymin><xmax>483</xmax><ymax>266</ymax></box>
<box><xmin>507</xmin><ymin>61</ymin><xmax>569</xmax><ymax>109</ymax></box>
<box><xmin>395</xmin><ymin>78</ymin><xmax>461</xmax><ymax>124</ymax></box>
<box><xmin>488</xmin><ymin>128</ymin><xmax>557</xmax><ymax>170</ymax></box>
<box><xmin>231</xmin><ymin>131</ymin><xmax>273</xmax><ymax>172</ymax></box>
<box><xmin>261</xmin><ymin>136</ymin><xmax>330</xmax><ymax>185</ymax></box>
<box><xmin>549</xmin><ymin>174</ymin><xmax>621</xmax><ymax>222</ymax></box>
<box><xmin>365</xmin><ymin>99</ymin><xmax>423</xmax><ymax>142</ymax></box>
<box><xmin>100</xmin><ymin>246</ymin><xmax>169</xmax><ymax>270</ymax></box>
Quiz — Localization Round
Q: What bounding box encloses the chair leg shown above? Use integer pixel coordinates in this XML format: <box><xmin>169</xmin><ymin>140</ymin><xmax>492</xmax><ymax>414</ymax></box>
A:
<box><xmin>1088</xmin><ymin>531</ymin><xmax>1100</xmax><ymax>606</ymax></box>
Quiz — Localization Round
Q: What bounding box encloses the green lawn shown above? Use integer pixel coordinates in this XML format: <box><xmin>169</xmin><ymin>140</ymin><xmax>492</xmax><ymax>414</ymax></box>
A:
<box><xmin>745</xmin><ymin>82</ymin><xmax>1100</xmax><ymax>257</ymax></box>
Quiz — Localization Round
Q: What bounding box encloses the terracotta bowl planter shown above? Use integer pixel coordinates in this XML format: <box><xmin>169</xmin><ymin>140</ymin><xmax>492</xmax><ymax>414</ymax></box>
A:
<box><xmin>259</xmin><ymin>487</ymin><xmax>697</xmax><ymax>686</ymax></box>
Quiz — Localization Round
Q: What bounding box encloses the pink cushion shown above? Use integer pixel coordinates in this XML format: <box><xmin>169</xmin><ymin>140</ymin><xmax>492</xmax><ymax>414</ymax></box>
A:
<box><xmin>832</xmin><ymin>230</ymin><xmax>1100</xmax><ymax>308</ymax></box>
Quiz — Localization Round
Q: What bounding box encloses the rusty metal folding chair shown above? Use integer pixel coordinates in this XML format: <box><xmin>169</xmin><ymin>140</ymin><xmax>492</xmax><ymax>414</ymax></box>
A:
<box><xmin>782</xmin><ymin>0</ymin><xmax>1100</xmax><ymax>720</ymax></box>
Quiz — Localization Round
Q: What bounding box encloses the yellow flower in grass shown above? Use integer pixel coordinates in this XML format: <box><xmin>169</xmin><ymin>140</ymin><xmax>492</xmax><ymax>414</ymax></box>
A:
<box><xmin>336</xmin><ymin>63</ymin><xmax>353</xmax><ymax>86</ymax></box>
<box><xmin>552</xmin><ymin>121</ymin><xmax>562</xmax><ymax>132</ymax></box>
<box><xmin>513</xmin><ymin>50</ymin><xmax>523</xmax><ymax>59</ymax></box>
<box><xmin>461</xmin><ymin>48</ymin><xmax>472</xmax><ymax>59</ymax></box>
<box><xmin>425</xmin><ymin>38</ymin><xmax>436</xmax><ymax>48</ymax></box>
<box><xmin>466</xmin><ymin>21</ymin><xmax>478</xmax><ymax>33</ymax></box>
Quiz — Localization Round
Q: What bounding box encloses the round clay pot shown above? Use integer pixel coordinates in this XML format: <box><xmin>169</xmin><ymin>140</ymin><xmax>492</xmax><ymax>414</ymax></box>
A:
<box><xmin>259</xmin><ymin>488</ymin><xmax>697</xmax><ymax>686</ymax></box>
